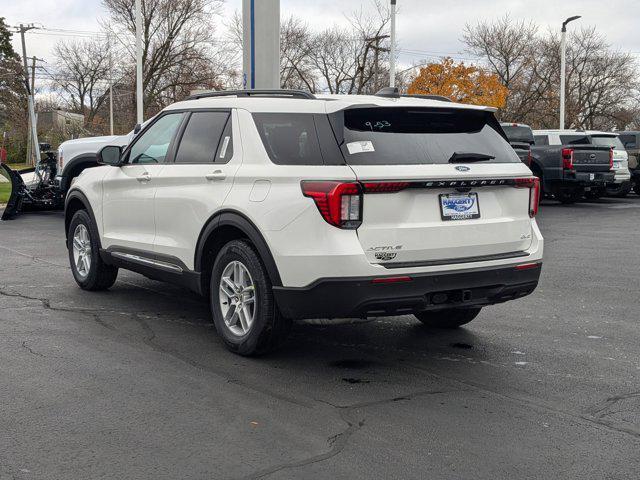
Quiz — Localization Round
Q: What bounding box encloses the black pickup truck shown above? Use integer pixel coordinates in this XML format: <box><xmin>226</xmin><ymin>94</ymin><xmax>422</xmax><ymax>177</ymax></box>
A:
<box><xmin>500</xmin><ymin>123</ymin><xmax>614</xmax><ymax>203</ymax></box>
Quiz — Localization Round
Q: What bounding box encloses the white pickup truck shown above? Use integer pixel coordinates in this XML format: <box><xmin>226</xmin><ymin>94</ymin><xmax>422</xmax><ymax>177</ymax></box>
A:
<box><xmin>56</xmin><ymin>129</ymin><xmax>137</xmax><ymax>193</ymax></box>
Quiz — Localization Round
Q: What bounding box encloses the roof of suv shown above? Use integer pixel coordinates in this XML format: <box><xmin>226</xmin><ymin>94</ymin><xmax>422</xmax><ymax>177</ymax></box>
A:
<box><xmin>165</xmin><ymin>93</ymin><xmax>498</xmax><ymax>115</ymax></box>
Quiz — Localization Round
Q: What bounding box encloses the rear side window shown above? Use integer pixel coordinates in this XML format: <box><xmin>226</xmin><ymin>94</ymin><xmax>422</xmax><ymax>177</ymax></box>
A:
<box><xmin>560</xmin><ymin>135</ymin><xmax>590</xmax><ymax>145</ymax></box>
<box><xmin>253</xmin><ymin>113</ymin><xmax>325</xmax><ymax>165</ymax></box>
<box><xmin>337</xmin><ymin>107</ymin><xmax>518</xmax><ymax>165</ymax></box>
<box><xmin>175</xmin><ymin>111</ymin><xmax>230</xmax><ymax>164</ymax></box>
<box><xmin>533</xmin><ymin>135</ymin><xmax>549</xmax><ymax>146</ymax></box>
<box><xmin>501</xmin><ymin>125</ymin><xmax>534</xmax><ymax>144</ymax></box>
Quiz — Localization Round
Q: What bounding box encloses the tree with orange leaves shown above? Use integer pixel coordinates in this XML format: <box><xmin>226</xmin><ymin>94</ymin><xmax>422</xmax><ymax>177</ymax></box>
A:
<box><xmin>408</xmin><ymin>57</ymin><xmax>508</xmax><ymax>109</ymax></box>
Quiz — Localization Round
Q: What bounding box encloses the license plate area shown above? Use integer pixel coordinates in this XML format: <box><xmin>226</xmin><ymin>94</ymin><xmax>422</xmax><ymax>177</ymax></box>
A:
<box><xmin>439</xmin><ymin>193</ymin><xmax>480</xmax><ymax>221</ymax></box>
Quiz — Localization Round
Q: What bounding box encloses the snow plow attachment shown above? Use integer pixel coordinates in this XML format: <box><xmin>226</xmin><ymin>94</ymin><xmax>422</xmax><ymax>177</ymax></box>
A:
<box><xmin>0</xmin><ymin>163</ymin><xmax>25</xmax><ymax>220</ymax></box>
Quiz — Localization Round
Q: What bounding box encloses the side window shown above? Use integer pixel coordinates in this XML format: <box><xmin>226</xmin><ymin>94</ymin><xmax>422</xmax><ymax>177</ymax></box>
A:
<box><xmin>252</xmin><ymin>113</ymin><xmax>324</xmax><ymax>165</ymax></box>
<box><xmin>174</xmin><ymin>111</ymin><xmax>231</xmax><ymax>164</ymax></box>
<box><xmin>619</xmin><ymin>134</ymin><xmax>636</xmax><ymax>148</ymax></box>
<box><xmin>533</xmin><ymin>135</ymin><xmax>548</xmax><ymax>146</ymax></box>
<box><xmin>127</xmin><ymin>113</ymin><xmax>184</xmax><ymax>164</ymax></box>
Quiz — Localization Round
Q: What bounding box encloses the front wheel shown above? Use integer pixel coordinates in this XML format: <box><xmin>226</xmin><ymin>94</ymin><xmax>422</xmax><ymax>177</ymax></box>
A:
<box><xmin>210</xmin><ymin>240</ymin><xmax>291</xmax><ymax>355</ymax></box>
<box><xmin>415</xmin><ymin>307</ymin><xmax>482</xmax><ymax>329</ymax></box>
<box><xmin>67</xmin><ymin>210</ymin><xmax>118</xmax><ymax>290</ymax></box>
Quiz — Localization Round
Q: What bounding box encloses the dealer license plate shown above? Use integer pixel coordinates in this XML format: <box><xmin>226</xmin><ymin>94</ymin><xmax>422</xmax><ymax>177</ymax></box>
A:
<box><xmin>439</xmin><ymin>193</ymin><xmax>480</xmax><ymax>221</ymax></box>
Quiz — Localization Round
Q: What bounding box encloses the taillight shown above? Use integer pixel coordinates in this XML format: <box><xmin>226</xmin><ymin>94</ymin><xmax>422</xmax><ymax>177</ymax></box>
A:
<box><xmin>515</xmin><ymin>177</ymin><xmax>540</xmax><ymax>217</ymax></box>
<box><xmin>301</xmin><ymin>181</ymin><xmax>362</xmax><ymax>229</ymax></box>
<box><xmin>362</xmin><ymin>182</ymin><xmax>410</xmax><ymax>193</ymax></box>
<box><xmin>609</xmin><ymin>147</ymin><xmax>614</xmax><ymax>169</ymax></box>
<box><xmin>561</xmin><ymin>148</ymin><xmax>574</xmax><ymax>170</ymax></box>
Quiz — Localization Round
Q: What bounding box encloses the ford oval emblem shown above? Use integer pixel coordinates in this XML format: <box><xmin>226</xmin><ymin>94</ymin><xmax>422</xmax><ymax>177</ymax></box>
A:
<box><xmin>455</xmin><ymin>166</ymin><xmax>470</xmax><ymax>172</ymax></box>
<box><xmin>589</xmin><ymin>153</ymin><xmax>596</xmax><ymax>160</ymax></box>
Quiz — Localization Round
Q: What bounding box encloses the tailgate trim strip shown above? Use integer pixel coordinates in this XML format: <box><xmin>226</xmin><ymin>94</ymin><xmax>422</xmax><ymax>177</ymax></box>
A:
<box><xmin>381</xmin><ymin>250</ymin><xmax>529</xmax><ymax>269</ymax></box>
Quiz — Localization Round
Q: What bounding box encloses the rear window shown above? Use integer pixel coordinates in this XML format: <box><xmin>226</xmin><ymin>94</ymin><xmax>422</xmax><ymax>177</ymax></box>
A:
<box><xmin>590</xmin><ymin>135</ymin><xmax>624</xmax><ymax>150</ymax></box>
<box><xmin>560</xmin><ymin>135</ymin><xmax>590</xmax><ymax>145</ymax></box>
<box><xmin>501</xmin><ymin>125</ymin><xmax>534</xmax><ymax>144</ymax></box>
<box><xmin>337</xmin><ymin>107</ymin><xmax>518</xmax><ymax>165</ymax></box>
<box><xmin>618</xmin><ymin>134</ymin><xmax>637</xmax><ymax>148</ymax></box>
<box><xmin>533</xmin><ymin>135</ymin><xmax>549</xmax><ymax>146</ymax></box>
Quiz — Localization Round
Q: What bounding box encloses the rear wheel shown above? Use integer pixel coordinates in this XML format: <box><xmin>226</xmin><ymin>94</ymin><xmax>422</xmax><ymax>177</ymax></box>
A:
<box><xmin>67</xmin><ymin>210</ymin><xmax>118</xmax><ymax>290</ymax></box>
<box><xmin>634</xmin><ymin>180</ymin><xmax>640</xmax><ymax>196</ymax></box>
<box><xmin>584</xmin><ymin>188</ymin><xmax>604</xmax><ymax>200</ymax></box>
<box><xmin>210</xmin><ymin>240</ymin><xmax>291</xmax><ymax>355</ymax></box>
<box><xmin>605</xmin><ymin>183</ymin><xmax>631</xmax><ymax>198</ymax></box>
<box><xmin>415</xmin><ymin>307</ymin><xmax>482</xmax><ymax>329</ymax></box>
<box><xmin>553</xmin><ymin>185</ymin><xmax>583</xmax><ymax>204</ymax></box>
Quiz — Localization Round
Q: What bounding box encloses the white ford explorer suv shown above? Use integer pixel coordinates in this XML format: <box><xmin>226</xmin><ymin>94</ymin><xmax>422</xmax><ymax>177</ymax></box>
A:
<box><xmin>64</xmin><ymin>89</ymin><xmax>543</xmax><ymax>355</ymax></box>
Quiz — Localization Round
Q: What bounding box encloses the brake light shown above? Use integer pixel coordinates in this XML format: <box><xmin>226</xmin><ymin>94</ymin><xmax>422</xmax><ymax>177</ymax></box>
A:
<box><xmin>362</xmin><ymin>182</ymin><xmax>410</xmax><ymax>193</ymax></box>
<box><xmin>561</xmin><ymin>148</ymin><xmax>574</xmax><ymax>169</ymax></box>
<box><xmin>514</xmin><ymin>177</ymin><xmax>540</xmax><ymax>217</ymax></box>
<box><xmin>301</xmin><ymin>181</ymin><xmax>362</xmax><ymax>229</ymax></box>
<box><xmin>609</xmin><ymin>147</ymin><xmax>614</xmax><ymax>169</ymax></box>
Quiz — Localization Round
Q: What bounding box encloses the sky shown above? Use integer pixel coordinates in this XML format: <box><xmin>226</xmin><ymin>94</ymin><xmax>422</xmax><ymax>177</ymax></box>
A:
<box><xmin>4</xmin><ymin>0</ymin><xmax>640</xmax><ymax>75</ymax></box>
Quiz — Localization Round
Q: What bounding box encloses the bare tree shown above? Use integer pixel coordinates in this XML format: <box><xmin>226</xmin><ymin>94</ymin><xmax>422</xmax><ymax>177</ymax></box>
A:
<box><xmin>51</xmin><ymin>38</ymin><xmax>112</xmax><ymax>124</ymax></box>
<box><xmin>101</xmin><ymin>0</ymin><xmax>228</xmax><ymax>114</ymax></box>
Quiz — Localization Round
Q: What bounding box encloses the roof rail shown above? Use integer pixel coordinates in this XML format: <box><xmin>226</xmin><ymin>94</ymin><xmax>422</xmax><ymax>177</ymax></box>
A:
<box><xmin>402</xmin><ymin>94</ymin><xmax>452</xmax><ymax>102</ymax></box>
<box><xmin>187</xmin><ymin>89</ymin><xmax>316</xmax><ymax>100</ymax></box>
<box><xmin>375</xmin><ymin>87</ymin><xmax>400</xmax><ymax>98</ymax></box>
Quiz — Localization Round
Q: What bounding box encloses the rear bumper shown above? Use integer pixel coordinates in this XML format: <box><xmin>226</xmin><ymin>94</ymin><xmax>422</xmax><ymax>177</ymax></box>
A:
<box><xmin>273</xmin><ymin>263</ymin><xmax>542</xmax><ymax>319</ymax></box>
<box><xmin>561</xmin><ymin>171</ymin><xmax>614</xmax><ymax>186</ymax></box>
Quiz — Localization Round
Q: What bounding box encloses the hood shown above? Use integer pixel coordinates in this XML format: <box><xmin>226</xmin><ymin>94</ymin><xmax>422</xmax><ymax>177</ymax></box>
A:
<box><xmin>59</xmin><ymin>134</ymin><xmax>131</xmax><ymax>148</ymax></box>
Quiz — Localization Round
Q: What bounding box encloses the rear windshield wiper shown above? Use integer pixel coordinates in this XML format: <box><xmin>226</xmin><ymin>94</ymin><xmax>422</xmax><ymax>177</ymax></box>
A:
<box><xmin>448</xmin><ymin>152</ymin><xmax>495</xmax><ymax>163</ymax></box>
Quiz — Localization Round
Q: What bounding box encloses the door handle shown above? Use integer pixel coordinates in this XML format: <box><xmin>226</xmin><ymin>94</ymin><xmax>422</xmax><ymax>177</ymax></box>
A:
<box><xmin>205</xmin><ymin>170</ymin><xmax>226</xmax><ymax>181</ymax></box>
<box><xmin>136</xmin><ymin>172</ymin><xmax>151</xmax><ymax>182</ymax></box>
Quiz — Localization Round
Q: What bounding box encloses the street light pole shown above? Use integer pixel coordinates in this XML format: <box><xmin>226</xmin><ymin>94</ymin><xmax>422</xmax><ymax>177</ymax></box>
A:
<box><xmin>559</xmin><ymin>15</ymin><xmax>581</xmax><ymax>130</ymax></box>
<box><xmin>135</xmin><ymin>0</ymin><xmax>144</xmax><ymax>125</ymax></box>
<box><xmin>389</xmin><ymin>0</ymin><xmax>397</xmax><ymax>87</ymax></box>
<box><xmin>18</xmin><ymin>24</ymin><xmax>41</xmax><ymax>166</ymax></box>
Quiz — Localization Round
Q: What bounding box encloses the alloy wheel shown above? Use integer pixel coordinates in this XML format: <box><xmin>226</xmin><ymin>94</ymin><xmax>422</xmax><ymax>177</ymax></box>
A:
<box><xmin>218</xmin><ymin>260</ymin><xmax>256</xmax><ymax>336</ymax></box>
<box><xmin>72</xmin><ymin>224</ymin><xmax>92</xmax><ymax>279</ymax></box>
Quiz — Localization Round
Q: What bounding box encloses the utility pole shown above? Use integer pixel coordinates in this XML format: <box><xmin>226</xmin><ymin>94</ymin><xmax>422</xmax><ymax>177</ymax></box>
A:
<box><xmin>18</xmin><ymin>24</ymin><xmax>41</xmax><ymax>166</ymax></box>
<box><xmin>135</xmin><ymin>0</ymin><xmax>144</xmax><ymax>124</ymax></box>
<box><xmin>389</xmin><ymin>0</ymin><xmax>397</xmax><ymax>88</ymax></box>
<box><xmin>366</xmin><ymin>35</ymin><xmax>390</xmax><ymax>92</ymax></box>
<box><xmin>559</xmin><ymin>15</ymin><xmax>581</xmax><ymax>130</ymax></box>
<box><xmin>108</xmin><ymin>38</ymin><xmax>114</xmax><ymax>136</ymax></box>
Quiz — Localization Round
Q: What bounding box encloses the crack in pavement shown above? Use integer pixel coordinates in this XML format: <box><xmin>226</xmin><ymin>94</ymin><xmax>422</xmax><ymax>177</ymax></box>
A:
<box><xmin>20</xmin><ymin>340</ymin><xmax>45</xmax><ymax>357</ymax></box>
<box><xmin>242</xmin><ymin>389</ymin><xmax>456</xmax><ymax>480</ymax></box>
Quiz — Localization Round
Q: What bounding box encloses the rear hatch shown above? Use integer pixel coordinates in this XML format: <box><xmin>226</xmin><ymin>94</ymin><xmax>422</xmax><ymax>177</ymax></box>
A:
<box><xmin>331</xmin><ymin>106</ymin><xmax>536</xmax><ymax>267</ymax></box>
<box><xmin>558</xmin><ymin>134</ymin><xmax>612</xmax><ymax>172</ymax></box>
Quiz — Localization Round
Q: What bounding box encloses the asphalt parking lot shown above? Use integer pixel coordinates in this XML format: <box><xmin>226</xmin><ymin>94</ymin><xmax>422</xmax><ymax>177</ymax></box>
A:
<box><xmin>1</xmin><ymin>196</ymin><xmax>639</xmax><ymax>480</ymax></box>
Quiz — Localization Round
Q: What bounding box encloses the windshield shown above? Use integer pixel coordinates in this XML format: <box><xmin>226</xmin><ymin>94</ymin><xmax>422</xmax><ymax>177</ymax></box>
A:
<box><xmin>590</xmin><ymin>135</ymin><xmax>624</xmax><ymax>150</ymax></box>
<box><xmin>501</xmin><ymin>125</ymin><xmax>534</xmax><ymax>144</ymax></box>
<box><xmin>338</xmin><ymin>107</ymin><xmax>518</xmax><ymax>165</ymax></box>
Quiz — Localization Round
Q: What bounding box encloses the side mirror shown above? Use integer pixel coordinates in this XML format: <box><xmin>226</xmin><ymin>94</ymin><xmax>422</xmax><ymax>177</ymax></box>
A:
<box><xmin>134</xmin><ymin>123</ymin><xmax>142</xmax><ymax>134</ymax></box>
<box><xmin>97</xmin><ymin>145</ymin><xmax>123</xmax><ymax>166</ymax></box>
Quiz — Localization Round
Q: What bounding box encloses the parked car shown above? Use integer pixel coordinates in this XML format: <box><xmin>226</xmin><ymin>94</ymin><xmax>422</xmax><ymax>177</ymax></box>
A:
<box><xmin>583</xmin><ymin>131</ymin><xmax>631</xmax><ymax>198</ymax></box>
<box><xmin>500</xmin><ymin>122</ymin><xmax>533</xmax><ymax>166</ymax></box>
<box><xmin>617</xmin><ymin>131</ymin><xmax>640</xmax><ymax>195</ymax></box>
<box><xmin>64</xmin><ymin>89</ymin><xmax>543</xmax><ymax>355</ymax></box>
<box><xmin>529</xmin><ymin>129</ymin><xmax>614</xmax><ymax>203</ymax></box>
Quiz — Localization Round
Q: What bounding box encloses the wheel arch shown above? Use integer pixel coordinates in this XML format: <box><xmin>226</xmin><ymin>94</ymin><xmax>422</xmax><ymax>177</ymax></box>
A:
<box><xmin>195</xmin><ymin>210</ymin><xmax>283</xmax><ymax>297</ymax></box>
<box><xmin>60</xmin><ymin>155</ymin><xmax>98</xmax><ymax>193</ymax></box>
<box><xmin>65</xmin><ymin>189</ymin><xmax>98</xmax><ymax>241</ymax></box>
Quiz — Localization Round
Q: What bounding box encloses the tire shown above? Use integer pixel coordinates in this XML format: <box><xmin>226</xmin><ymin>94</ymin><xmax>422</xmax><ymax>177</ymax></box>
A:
<box><xmin>67</xmin><ymin>210</ymin><xmax>118</xmax><ymax>290</ymax></box>
<box><xmin>210</xmin><ymin>239</ymin><xmax>291</xmax><ymax>356</ymax></box>
<box><xmin>584</xmin><ymin>188</ymin><xmax>603</xmax><ymax>200</ymax></box>
<box><xmin>605</xmin><ymin>183</ymin><xmax>631</xmax><ymax>198</ymax></box>
<box><xmin>553</xmin><ymin>186</ymin><xmax>583</xmax><ymax>204</ymax></box>
<box><xmin>634</xmin><ymin>181</ymin><xmax>640</xmax><ymax>196</ymax></box>
<box><xmin>415</xmin><ymin>307</ymin><xmax>482</xmax><ymax>329</ymax></box>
